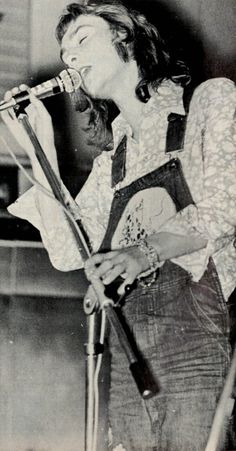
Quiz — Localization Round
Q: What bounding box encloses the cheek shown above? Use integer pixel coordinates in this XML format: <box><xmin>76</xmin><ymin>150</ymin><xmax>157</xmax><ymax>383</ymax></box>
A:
<box><xmin>95</xmin><ymin>37</ymin><xmax>120</xmax><ymax>63</ymax></box>
<box><xmin>93</xmin><ymin>51</ymin><xmax>120</xmax><ymax>78</ymax></box>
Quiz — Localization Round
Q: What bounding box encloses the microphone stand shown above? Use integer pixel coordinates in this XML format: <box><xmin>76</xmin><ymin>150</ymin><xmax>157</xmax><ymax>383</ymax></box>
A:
<box><xmin>18</xmin><ymin>111</ymin><xmax>159</xmax><ymax>451</ymax></box>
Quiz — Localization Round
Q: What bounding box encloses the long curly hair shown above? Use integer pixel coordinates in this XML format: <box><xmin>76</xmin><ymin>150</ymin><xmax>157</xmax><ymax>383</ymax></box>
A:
<box><xmin>56</xmin><ymin>0</ymin><xmax>190</xmax><ymax>148</ymax></box>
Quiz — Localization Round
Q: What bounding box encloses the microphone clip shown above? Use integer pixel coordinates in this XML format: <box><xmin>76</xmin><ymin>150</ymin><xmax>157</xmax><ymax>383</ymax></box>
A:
<box><xmin>13</xmin><ymin>99</ymin><xmax>31</xmax><ymax>118</ymax></box>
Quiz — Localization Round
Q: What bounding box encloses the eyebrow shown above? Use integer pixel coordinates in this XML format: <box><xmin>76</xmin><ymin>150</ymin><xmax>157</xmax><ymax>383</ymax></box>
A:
<box><xmin>60</xmin><ymin>24</ymin><xmax>93</xmax><ymax>61</ymax></box>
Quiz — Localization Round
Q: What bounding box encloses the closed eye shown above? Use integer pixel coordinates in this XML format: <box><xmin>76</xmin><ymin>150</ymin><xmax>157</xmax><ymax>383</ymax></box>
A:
<box><xmin>79</xmin><ymin>36</ymin><xmax>87</xmax><ymax>45</ymax></box>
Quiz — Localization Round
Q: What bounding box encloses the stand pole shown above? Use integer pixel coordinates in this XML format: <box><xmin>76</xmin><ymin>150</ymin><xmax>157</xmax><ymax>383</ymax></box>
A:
<box><xmin>85</xmin><ymin>313</ymin><xmax>96</xmax><ymax>451</ymax></box>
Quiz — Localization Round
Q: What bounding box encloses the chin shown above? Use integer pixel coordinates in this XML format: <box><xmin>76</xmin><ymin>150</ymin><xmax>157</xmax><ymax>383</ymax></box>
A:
<box><xmin>82</xmin><ymin>84</ymin><xmax>100</xmax><ymax>99</ymax></box>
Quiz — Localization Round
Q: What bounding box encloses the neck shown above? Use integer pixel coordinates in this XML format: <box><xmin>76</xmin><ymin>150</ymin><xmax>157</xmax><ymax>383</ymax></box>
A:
<box><xmin>111</xmin><ymin>61</ymin><xmax>144</xmax><ymax>141</ymax></box>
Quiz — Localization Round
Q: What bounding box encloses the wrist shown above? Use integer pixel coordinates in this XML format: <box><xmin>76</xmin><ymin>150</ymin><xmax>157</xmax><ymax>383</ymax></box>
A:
<box><xmin>136</xmin><ymin>237</ymin><xmax>160</xmax><ymax>280</ymax></box>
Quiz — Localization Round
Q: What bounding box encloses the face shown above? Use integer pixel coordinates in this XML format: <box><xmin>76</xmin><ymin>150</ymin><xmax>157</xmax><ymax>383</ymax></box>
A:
<box><xmin>60</xmin><ymin>14</ymin><xmax>128</xmax><ymax>99</ymax></box>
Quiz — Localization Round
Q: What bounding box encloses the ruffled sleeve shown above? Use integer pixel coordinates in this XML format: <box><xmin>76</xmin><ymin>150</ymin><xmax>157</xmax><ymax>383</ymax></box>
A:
<box><xmin>159</xmin><ymin>78</ymin><xmax>236</xmax><ymax>280</ymax></box>
<box><xmin>8</xmin><ymin>154</ymin><xmax>110</xmax><ymax>271</ymax></box>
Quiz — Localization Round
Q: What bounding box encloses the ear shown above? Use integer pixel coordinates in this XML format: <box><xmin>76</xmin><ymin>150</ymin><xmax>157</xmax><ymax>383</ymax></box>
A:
<box><xmin>111</xmin><ymin>28</ymin><xmax>129</xmax><ymax>44</ymax></box>
<box><xmin>111</xmin><ymin>28</ymin><xmax>132</xmax><ymax>62</ymax></box>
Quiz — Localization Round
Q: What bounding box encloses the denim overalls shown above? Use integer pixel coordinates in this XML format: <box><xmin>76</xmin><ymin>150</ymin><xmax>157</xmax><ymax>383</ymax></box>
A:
<box><xmin>99</xmin><ymin>116</ymin><xmax>231</xmax><ymax>451</ymax></box>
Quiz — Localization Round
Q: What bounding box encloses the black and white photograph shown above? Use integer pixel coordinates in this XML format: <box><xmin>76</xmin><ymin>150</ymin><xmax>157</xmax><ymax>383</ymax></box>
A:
<box><xmin>0</xmin><ymin>1</ymin><xmax>235</xmax><ymax>450</ymax></box>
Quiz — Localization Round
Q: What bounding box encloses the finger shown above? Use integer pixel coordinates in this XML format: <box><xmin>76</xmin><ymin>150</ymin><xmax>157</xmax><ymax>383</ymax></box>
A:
<box><xmin>109</xmin><ymin>252</ymin><xmax>127</xmax><ymax>266</ymax></box>
<box><xmin>25</xmin><ymin>103</ymin><xmax>38</xmax><ymax>123</ymax></box>
<box><xmin>101</xmin><ymin>250</ymin><xmax>120</xmax><ymax>260</ymax></box>
<box><xmin>24</xmin><ymin>104</ymin><xmax>38</xmax><ymax>130</ymax></box>
<box><xmin>95</xmin><ymin>259</ymin><xmax>115</xmax><ymax>278</ymax></box>
<box><xmin>84</xmin><ymin>266</ymin><xmax>97</xmax><ymax>282</ymax></box>
<box><xmin>29</xmin><ymin>92</ymin><xmax>42</xmax><ymax>105</ymax></box>
<box><xmin>90</xmin><ymin>251</ymin><xmax>126</xmax><ymax>279</ymax></box>
<box><xmin>19</xmin><ymin>84</ymin><xmax>30</xmax><ymax>92</ymax></box>
<box><xmin>28</xmin><ymin>92</ymin><xmax>47</xmax><ymax>111</ymax></box>
<box><xmin>84</xmin><ymin>255</ymin><xmax>102</xmax><ymax>281</ymax></box>
<box><xmin>84</xmin><ymin>251</ymin><xmax>123</xmax><ymax>281</ymax></box>
<box><xmin>25</xmin><ymin>103</ymin><xmax>37</xmax><ymax>115</ymax></box>
<box><xmin>117</xmin><ymin>275</ymin><xmax>136</xmax><ymax>296</ymax></box>
<box><xmin>11</xmin><ymin>86</ymin><xmax>21</xmax><ymax>96</ymax></box>
<box><xmin>28</xmin><ymin>93</ymin><xmax>53</xmax><ymax>125</ymax></box>
<box><xmin>4</xmin><ymin>90</ymin><xmax>13</xmax><ymax>102</ymax></box>
<box><xmin>97</xmin><ymin>252</ymin><xmax>127</xmax><ymax>279</ymax></box>
<box><xmin>25</xmin><ymin>100</ymin><xmax>51</xmax><ymax>140</ymax></box>
<box><xmin>95</xmin><ymin>252</ymin><xmax>124</xmax><ymax>273</ymax></box>
<box><xmin>85</xmin><ymin>253</ymin><xmax>107</xmax><ymax>270</ymax></box>
<box><xmin>3</xmin><ymin>84</ymin><xmax>30</xmax><ymax>103</ymax></box>
<box><xmin>85</xmin><ymin>251</ymin><xmax>117</xmax><ymax>268</ymax></box>
<box><xmin>102</xmin><ymin>262</ymin><xmax>126</xmax><ymax>285</ymax></box>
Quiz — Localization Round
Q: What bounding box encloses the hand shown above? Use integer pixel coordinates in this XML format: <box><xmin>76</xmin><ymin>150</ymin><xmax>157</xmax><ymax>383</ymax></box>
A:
<box><xmin>84</xmin><ymin>246</ymin><xmax>150</xmax><ymax>295</ymax></box>
<box><xmin>1</xmin><ymin>85</ymin><xmax>57</xmax><ymax>166</ymax></box>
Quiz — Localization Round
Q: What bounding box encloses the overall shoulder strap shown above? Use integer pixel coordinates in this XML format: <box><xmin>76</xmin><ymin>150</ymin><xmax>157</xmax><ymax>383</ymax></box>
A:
<box><xmin>165</xmin><ymin>85</ymin><xmax>194</xmax><ymax>154</ymax></box>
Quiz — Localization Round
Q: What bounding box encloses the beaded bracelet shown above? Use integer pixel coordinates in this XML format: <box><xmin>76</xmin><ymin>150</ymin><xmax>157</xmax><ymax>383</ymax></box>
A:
<box><xmin>137</xmin><ymin>238</ymin><xmax>160</xmax><ymax>287</ymax></box>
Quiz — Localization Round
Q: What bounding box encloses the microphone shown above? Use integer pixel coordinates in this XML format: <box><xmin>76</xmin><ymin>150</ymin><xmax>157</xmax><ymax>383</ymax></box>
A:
<box><xmin>0</xmin><ymin>68</ymin><xmax>82</xmax><ymax>111</ymax></box>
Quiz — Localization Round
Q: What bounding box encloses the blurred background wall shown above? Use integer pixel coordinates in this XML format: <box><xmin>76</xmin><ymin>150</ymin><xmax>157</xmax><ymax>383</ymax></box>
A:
<box><xmin>0</xmin><ymin>1</ymin><xmax>235</xmax><ymax>450</ymax></box>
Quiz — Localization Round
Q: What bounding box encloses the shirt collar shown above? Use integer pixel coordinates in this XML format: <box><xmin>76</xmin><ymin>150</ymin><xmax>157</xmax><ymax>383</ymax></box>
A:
<box><xmin>111</xmin><ymin>79</ymin><xmax>185</xmax><ymax>151</ymax></box>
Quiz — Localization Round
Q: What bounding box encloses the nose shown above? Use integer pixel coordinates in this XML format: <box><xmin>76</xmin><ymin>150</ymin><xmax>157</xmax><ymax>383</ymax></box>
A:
<box><xmin>61</xmin><ymin>45</ymin><xmax>80</xmax><ymax>68</ymax></box>
<box><xmin>66</xmin><ymin>52</ymin><xmax>79</xmax><ymax>68</ymax></box>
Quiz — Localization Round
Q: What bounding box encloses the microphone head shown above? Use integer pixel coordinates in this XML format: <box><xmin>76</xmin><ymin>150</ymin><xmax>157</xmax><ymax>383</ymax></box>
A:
<box><xmin>59</xmin><ymin>68</ymin><xmax>82</xmax><ymax>93</ymax></box>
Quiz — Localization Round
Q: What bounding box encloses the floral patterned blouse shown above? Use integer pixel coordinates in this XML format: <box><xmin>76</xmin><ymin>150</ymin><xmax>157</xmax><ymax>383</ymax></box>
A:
<box><xmin>8</xmin><ymin>78</ymin><xmax>236</xmax><ymax>300</ymax></box>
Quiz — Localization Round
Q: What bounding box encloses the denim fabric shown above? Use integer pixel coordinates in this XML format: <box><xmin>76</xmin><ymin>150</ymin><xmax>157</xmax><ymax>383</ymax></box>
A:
<box><xmin>111</xmin><ymin>135</ymin><xmax>127</xmax><ymax>188</ymax></box>
<box><xmin>108</xmin><ymin>260</ymin><xmax>230</xmax><ymax>451</ymax></box>
<box><xmin>100</xmin><ymin>158</ymin><xmax>230</xmax><ymax>451</ymax></box>
<box><xmin>100</xmin><ymin>158</ymin><xmax>194</xmax><ymax>252</ymax></box>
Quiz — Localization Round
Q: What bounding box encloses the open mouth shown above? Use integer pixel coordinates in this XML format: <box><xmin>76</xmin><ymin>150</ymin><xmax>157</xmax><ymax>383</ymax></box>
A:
<box><xmin>79</xmin><ymin>66</ymin><xmax>91</xmax><ymax>80</ymax></box>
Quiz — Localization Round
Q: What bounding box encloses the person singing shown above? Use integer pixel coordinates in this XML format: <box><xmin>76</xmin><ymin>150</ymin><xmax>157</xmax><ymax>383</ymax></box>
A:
<box><xmin>1</xmin><ymin>1</ymin><xmax>236</xmax><ymax>450</ymax></box>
